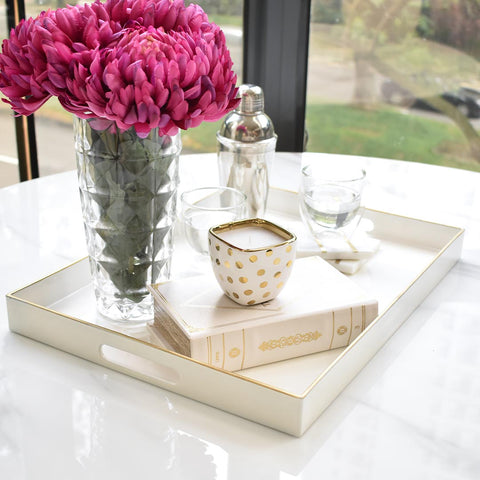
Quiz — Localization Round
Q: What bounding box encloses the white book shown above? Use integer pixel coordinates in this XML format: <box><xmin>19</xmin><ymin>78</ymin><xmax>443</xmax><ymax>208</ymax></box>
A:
<box><xmin>149</xmin><ymin>256</ymin><xmax>378</xmax><ymax>371</ymax></box>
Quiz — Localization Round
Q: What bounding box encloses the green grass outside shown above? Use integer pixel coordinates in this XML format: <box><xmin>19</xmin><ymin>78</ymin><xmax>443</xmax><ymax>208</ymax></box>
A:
<box><xmin>181</xmin><ymin>119</ymin><xmax>222</xmax><ymax>152</ymax></box>
<box><xmin>181</xmin><ymin>103</ymin><xmax>480</xmax><ymax>173</ymax></box>
<box><xmin>305</xmin><ymin>103</ymin><xmax>480</xmax><ymax>172</ymax></box>
<box><xmin>208</xmin><ymin>14</ymin><xmax>242</xmax><ymax>27</ymax></box>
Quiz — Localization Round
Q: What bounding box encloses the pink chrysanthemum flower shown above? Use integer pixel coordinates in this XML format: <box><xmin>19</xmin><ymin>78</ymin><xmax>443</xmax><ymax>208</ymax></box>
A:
<box><xmin>0</xmin><ymin>0</ymin><xmax>239</xmax><ymax>136</ymax></box>
<box><xmin>81</xmin><ymin>26</ymin><xmax>238</xmax><ymax>136</ymax></box>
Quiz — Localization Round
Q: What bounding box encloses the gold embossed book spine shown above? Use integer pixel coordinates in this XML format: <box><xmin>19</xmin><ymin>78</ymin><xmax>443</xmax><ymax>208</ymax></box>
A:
<box><xmin>149</xmin><ymin>257</ymin><xmax>379</xmax><ymax>371</ymax></box>
<box><xmin>185</xmin><ymin>304</ymin><xmax>377</xmax><ymax>371</ymax></box>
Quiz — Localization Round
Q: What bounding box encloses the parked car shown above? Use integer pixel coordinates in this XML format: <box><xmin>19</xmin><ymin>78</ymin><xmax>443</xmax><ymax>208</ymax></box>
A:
<box><xmin>381</xmin><ymin>79</ymin><xmax>480</xmax><ymax>118</ymax></box>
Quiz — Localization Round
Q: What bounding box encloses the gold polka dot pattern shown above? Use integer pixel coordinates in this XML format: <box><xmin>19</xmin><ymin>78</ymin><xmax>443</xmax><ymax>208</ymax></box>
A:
<box><xmin>208</xmin><ymin>223</ymin><xmax>297</xmax><ymax>306</ymax></box>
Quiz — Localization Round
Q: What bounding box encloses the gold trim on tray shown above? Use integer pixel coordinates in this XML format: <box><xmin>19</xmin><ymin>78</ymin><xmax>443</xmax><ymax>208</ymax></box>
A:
<box><xmin>6</xmin><ymin>258</ymin><xmax>306</xmax><ymax>397</ymax></box>
<box><xmin>6</xmin><ymin>205</ymin><xmax>465</xmax><ymax>401</ymax></box>
<box><xmin>270</xmin><ymin>185</ymin><xmax>466</xmax><ymax>232</ymax></box>
<box><xmin>301</xmin><ymin>221</ymin><xmax>464</xmax><ymax>399</ymax></box>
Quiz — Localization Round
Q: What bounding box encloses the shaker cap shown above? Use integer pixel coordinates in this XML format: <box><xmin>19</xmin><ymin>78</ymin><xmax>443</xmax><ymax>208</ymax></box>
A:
<box><xmin>236</xmin><ymin>84</ymin><xmax>264</xmax><ymax>114</ymax></box>
<box><xmin>217</xmin><ymin>83</ymin><xmax>276</xmax><ymax>142</ymax></box>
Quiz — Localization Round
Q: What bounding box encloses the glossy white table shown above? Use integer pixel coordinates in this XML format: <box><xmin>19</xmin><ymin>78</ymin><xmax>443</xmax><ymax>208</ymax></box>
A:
<box><xmin>1</xmin><ymin>153</ymin><xmax>479</xmax><ymax>479</ymax></box>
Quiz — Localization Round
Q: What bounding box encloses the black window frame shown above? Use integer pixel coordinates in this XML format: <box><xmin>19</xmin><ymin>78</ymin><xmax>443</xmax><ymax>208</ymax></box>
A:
<box><xmin>5</xmin><ymin>0</ymin><xmax>39</xmax><ymax>181</ymax></box>
<box><xmin>243</xmin><ymin>0</ymin><xmax>311</xmax><ymax>152</ymax></box>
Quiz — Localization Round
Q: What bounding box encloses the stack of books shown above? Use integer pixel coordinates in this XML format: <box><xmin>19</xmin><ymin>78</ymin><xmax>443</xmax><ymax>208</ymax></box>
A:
<box><xmin>149</xmin><ymin>256</ymin><xmax>378</xmax><ymax>371</ymax></box>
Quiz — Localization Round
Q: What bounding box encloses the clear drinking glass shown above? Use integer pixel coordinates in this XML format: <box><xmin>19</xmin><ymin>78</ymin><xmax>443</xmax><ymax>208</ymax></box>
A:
<box><xmin>181</xmin><ymin>187</ymin><xmax>247</xmax><ymax>255</ymax></box>
<box><xmin>299</xmin><ymin>162</ymin><xmax>366</xmax><ymax>244</ymax></box>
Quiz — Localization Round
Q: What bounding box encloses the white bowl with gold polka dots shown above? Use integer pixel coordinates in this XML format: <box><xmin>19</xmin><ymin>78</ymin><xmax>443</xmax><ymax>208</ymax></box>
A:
<box><xmin>208</xmin><ymin>218</ymin><xmax>297</xmax><ymax>306</ymax></box>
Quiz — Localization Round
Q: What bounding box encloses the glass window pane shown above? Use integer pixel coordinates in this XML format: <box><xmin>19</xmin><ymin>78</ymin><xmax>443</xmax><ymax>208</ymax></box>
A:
<box><xmin>306</xmin><ymin>0</ymin><xmax>480</xmax><ymax>172</ymax></box>
<box><xmin>181</xmin><ymin>0</ymin><xmax>243</xmax><ymax>154</ymax></box>
<box><xmin>0</xmin><ymin>3</ymin><xmax>19</xmax><ymax>187</ymax></box>
<box><xmin>23</xmin><ymin>0</ymin><xmax>82</xmax><ymax>181</ymax></box>
<box><xmin>0</xmin><ymin>94</ymin><xmax>19</xmax><ymax>187</ymax></box>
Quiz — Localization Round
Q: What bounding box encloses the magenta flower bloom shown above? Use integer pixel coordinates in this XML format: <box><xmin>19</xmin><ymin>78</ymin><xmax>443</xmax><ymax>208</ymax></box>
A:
<box><xmin>0</xmin><ymin>0</ymin><xmax>239</xmax><ymax>136</ymax></box>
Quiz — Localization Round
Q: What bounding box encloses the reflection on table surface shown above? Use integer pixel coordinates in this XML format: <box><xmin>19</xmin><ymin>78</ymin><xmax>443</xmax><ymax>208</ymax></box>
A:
<box><xmin>1</xmin><ymin>153</ymin><xmax>479</xmax><ymax>479</ymax></box>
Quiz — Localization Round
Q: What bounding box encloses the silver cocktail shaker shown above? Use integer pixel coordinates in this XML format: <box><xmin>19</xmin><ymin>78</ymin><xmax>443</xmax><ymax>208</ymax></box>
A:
<box><xmin>217</xmin><ymin>84</ymin><xmax>277</xmax><ymax>218</ymax></box>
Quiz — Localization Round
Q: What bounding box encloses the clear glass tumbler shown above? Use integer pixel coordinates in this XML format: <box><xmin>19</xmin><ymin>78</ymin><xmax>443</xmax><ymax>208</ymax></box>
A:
<box><xmin>299</xmin><ymin>162</ymin><xmax>366</xmax><ymax>245</ymax></box>
<box><xmin>181</xmin><ymin>186</ymin><xmax>247</xmax><ymax>255</ymax></box>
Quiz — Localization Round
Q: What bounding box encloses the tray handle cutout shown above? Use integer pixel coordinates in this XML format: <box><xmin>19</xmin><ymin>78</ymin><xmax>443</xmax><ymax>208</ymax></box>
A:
<box><xmin>100</xmin><ymin>345</ymin><xmax>180</xmax><ymax>386</ymax></box>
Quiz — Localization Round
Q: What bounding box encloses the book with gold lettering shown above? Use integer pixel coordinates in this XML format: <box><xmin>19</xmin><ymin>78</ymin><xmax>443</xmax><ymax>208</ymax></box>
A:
<box><xmin>148</xmin><ymin>256</ymin><xmax>378</xmax><ymax>371</ymax></box>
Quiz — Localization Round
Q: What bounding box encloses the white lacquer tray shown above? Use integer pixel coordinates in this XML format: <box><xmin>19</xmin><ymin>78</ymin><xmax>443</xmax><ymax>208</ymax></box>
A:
<box><xmin>6</xmin><ymin>189</ymin><xmax>464</xmax><ymax>436</ymax></box>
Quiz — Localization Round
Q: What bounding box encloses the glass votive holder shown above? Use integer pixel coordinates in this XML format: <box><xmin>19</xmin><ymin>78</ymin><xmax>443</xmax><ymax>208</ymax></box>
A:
<box><xmin>299</xmin><ymin>162</ymin><xmax>366</xmax><ymax>245</ymax></box>
<box><xmin>208</xmin><ymin>218</ymin><xmax>297</xmax><ymax>306</ymax></box>
<box><xmin>180</xmin><ymin>186</ymin><xmax>247</xmax><ymax>255</ymax></box>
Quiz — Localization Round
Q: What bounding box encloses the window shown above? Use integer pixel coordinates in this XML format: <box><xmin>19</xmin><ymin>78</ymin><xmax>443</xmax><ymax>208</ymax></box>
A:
<box><xmin>179</xmin><ymin>0</ymin><xmax>243</xmax><ymax>154</ymax></box>
<box><xmin>306</xmin><ymin>0</ymin><xmax>480</xmax><ymax>173</ymax></box>
<box><xmin>3</xmin><ymin>0</ymin><xmax>480</xmax><ymax>188</ymax></box>
<box><xmin>0</xmin><ymin>2</ymin><xmax>17</xmax><ymax>186</ymax></box>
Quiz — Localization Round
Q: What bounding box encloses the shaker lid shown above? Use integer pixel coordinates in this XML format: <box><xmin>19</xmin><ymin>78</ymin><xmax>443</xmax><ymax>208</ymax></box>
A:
<box><xmin>217</xmin><ymin>83</ymin><xmax>276</xmax><ymax>141</ymax></box>
<box><xmin>236</xmin><ymin>84</ymin><xmax>264</xmax><ymax>114</ymax></box>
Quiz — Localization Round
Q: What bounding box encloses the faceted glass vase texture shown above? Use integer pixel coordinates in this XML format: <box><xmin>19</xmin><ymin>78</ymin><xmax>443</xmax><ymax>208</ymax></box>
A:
<box><xmin>74</xmin><ymin>117</ymin><xmax>181</xmax><ymax>323</ymax></box>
